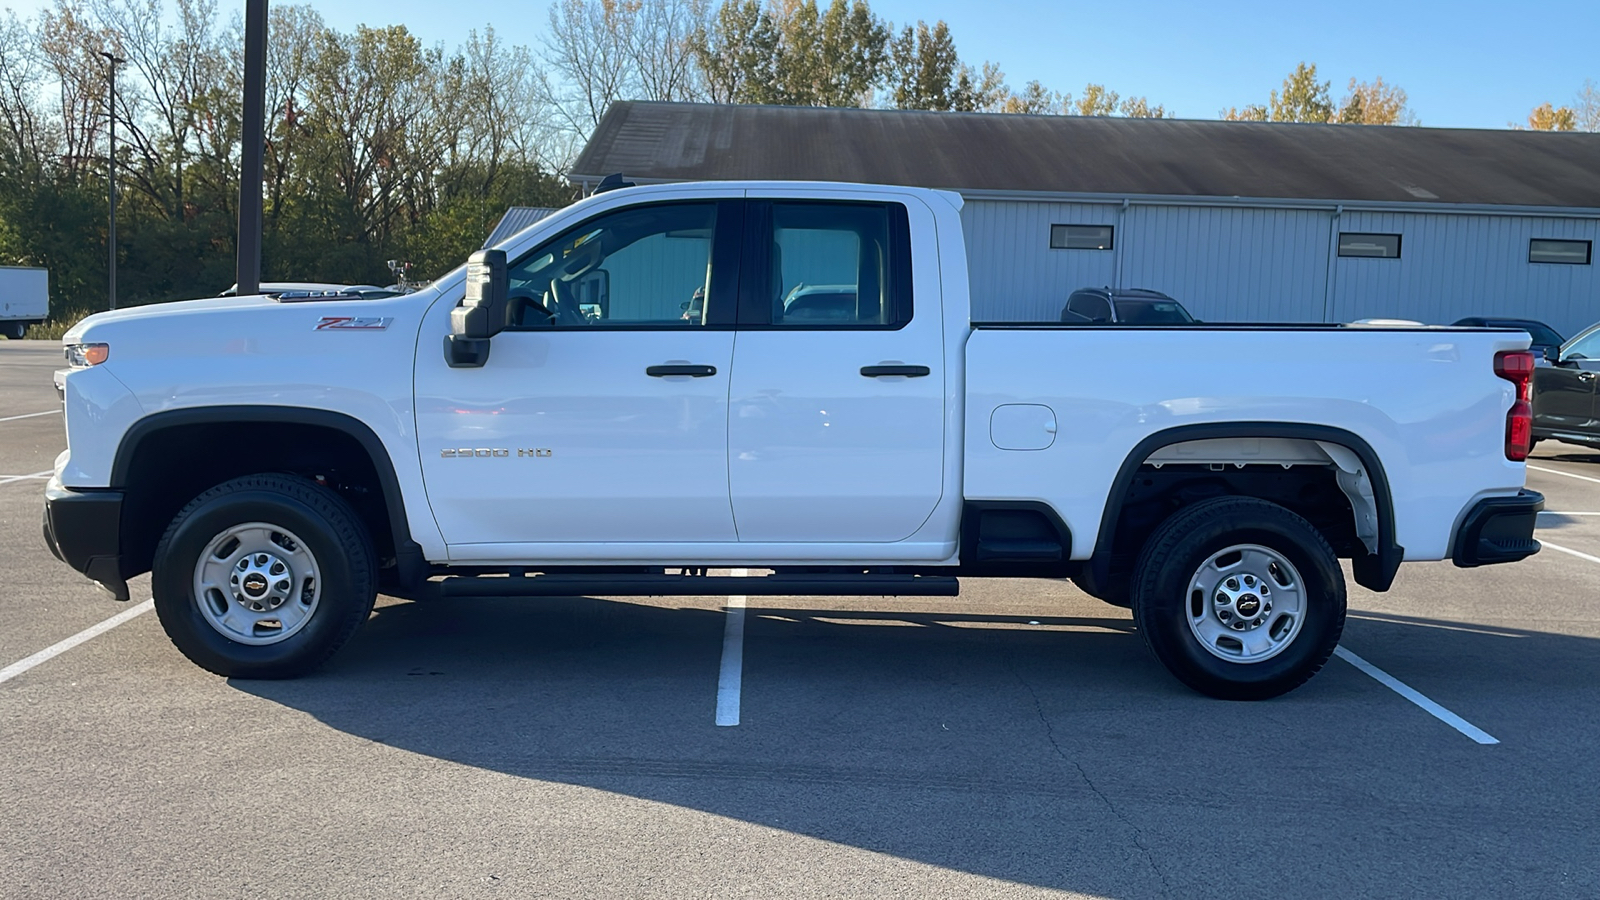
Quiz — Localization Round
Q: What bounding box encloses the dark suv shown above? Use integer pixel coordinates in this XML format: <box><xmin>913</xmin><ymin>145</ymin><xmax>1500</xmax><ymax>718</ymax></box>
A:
<box><xmin>1453</xmin><ymin>317</ymin><xmax>1563</xmax><ymax>361</ymax></box>
<box><xmin>1061</xmin><ymin>287</ymin><xmax>1196</xmax><ymax>325</ymax></box>
<box><xmin>1533</xmin><ymin>320</ymin><xmax>1600</xmax><ymax>446</ymax></box>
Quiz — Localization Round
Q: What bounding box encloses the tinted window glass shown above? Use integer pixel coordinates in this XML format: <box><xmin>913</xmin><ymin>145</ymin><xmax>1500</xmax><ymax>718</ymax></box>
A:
<box><xmin>1563</xmin><ymin>329</ymin><xmax>1600</xmax><ymax>361</ymax></box>
<box><xmin>1115</xmin><ymin>299</ymin><xmax>1193</xmax><ymax>324</ymax></box>
<box><xmin>1338</xmin><ymin>233</ymin><xmax>1402</xmax><ymax>258</ymax></box>
<box><xmin>507</xmin><ymin>203</ymin><xmax>716</xmax><ymax>327</ymax></box>
<box><xmin>1067</xmin><ymin>292</ymin><xmax>1112</xmax><ymax>323</ymax></box>
<box><xmin>1530</xmin><ymin>239</ymin><xmax>1592</xmax><ymax>265</ymax></box>
<box><xmin>1051</xmin><ymin>225</ymin><xmax>1114</xmax><ymax>250</ymax></box>
<box><xmin>768</xmin><ymin>203</ymin><xmax>895</xmax><ymax>326</ymax></box>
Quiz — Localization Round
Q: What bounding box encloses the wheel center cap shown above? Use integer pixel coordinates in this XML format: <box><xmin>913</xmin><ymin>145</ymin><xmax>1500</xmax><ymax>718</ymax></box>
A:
<box><xmin>241</xmin><ymin>573</ymin><xmax>269</xmax><ymax>598</ymax></box>
<box><xmin>1236</xmin><ymin>594</ymin><xmax>1261</xmax><ymax>617</ymax></box>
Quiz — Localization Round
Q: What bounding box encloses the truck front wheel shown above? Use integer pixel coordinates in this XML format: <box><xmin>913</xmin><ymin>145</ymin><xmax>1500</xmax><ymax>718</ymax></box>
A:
<box><xmin>1131</xmin><ymin>496</ymin><xmax>1345</xmax><ymax>700</ymax></box>
<box><xmin>151</xmin><ymin>474</ymin><xmax>377</xmax><ymax>678</ymax></box>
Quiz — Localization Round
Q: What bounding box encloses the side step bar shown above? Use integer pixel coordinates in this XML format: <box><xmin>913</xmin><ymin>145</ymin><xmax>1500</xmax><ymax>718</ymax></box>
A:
<box><xmin>440</xmin><ymin>573</ymin><xmax>960</xmax><ymax>598</ymax></box>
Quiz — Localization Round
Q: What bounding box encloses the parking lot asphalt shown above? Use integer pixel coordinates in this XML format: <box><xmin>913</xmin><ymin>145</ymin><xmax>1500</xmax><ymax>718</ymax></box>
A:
<box><xmin>2</xmin><ymin>339</ymin><xmax>1598</xmax><ymax>899</ymax></box>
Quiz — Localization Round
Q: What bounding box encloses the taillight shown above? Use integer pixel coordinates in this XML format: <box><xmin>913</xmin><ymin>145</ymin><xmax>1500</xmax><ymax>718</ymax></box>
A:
<box><xmin>1495</xmin><ymin>350</ymin><xmax>1534</xmax><ymax>461</ymax></box>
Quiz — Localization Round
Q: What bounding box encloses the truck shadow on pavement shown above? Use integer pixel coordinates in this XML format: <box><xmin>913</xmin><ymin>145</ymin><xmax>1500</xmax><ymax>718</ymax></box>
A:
<box><xmin>233</xmin><ymin>594</ymin><xmax>1600</xmax><ymax>899</ymax></box>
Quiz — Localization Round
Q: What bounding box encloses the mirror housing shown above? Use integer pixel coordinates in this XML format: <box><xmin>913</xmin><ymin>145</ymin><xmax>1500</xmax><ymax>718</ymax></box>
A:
<box><xmin>447</xmin><ymin>249</ymin><xmax>507</xmax><ymax>368</ymax></box>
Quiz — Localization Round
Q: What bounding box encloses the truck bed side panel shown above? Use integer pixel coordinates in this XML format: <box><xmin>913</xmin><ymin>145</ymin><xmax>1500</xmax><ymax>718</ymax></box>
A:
<box><xmin>963</xmin><ymin>326</ymin><xmax>1530</xmax><ymax>561</ymax></box>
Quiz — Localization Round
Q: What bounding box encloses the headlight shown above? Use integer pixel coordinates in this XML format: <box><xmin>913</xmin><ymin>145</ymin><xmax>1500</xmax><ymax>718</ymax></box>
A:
<box><xmin>64</xmin><ymin>343</ymin><xmax>110</xmax><ymax>367</ymax></box>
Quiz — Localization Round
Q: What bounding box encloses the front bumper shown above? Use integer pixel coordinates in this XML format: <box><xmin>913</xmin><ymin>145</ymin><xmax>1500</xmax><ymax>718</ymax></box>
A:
<box><xmin>1452</xmin><ymin>490</ymin><xmax>1543</xmax><ymax>568</ymax></box>
<box><xmin>42</xmin><ymin>476</ymin><xmax>130</xmax><ymax>600</ymax></box>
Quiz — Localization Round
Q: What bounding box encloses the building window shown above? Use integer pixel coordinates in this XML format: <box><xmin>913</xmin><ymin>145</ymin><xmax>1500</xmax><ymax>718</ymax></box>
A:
<box><xmin>1338</xmin><ymin>233</ymin><xmax>1402</xmax><ymax>259</ymax></box>
<box><xmin>1051</xmin><ymin>224</ymin><xmax>1113</xmax><ymax>250</ymax></box>
<box><xmin>1530</xmin><ymin>239</ymin><xmax>1592</xmax><ymax>265</ymax></box>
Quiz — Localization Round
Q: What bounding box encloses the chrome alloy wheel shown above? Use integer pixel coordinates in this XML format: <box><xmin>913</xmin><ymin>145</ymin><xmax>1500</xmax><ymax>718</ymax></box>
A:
<box><xmin>1186</xmin><ymin>543</ymin><xmax>1306</xmax><ymax>663</ymax></box>
<box><xmin>192</xmin><ymin>522</ymin><xmax>322</xmax><ymax>646</ymax></box>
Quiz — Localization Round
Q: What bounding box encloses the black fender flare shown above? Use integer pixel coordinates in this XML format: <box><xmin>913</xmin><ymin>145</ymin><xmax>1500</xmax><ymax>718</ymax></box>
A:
<box><xmin>1086</xmin><ymin>422</ymin><xmax>1403</xmax><ymax>593</ymax></box>
<box><xmin>110</xmin><ymin>405</ymin><xmax>427</xmax><ymax>588</ymax></box>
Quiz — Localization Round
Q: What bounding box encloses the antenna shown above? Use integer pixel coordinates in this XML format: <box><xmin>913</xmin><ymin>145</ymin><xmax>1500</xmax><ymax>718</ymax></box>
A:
<box><xmin>592</xmin><ymin>173</ymin><xmax>635</xmax><ymax>195</ymax></box>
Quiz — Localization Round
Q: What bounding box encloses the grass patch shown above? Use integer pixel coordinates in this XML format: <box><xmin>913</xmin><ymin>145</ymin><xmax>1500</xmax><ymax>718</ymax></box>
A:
<box><xmin>23</xmin><ymin>309</ymin><xmax>95</xmax><ymax>341</ymax></box>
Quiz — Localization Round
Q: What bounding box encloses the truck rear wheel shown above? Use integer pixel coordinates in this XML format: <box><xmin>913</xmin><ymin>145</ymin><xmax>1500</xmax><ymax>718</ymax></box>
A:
<box><xmin>152</xmin><ymin>474</ymin><xmax>377</xmax><ymax>678</ymax></box>
<box><xmin>1131</xmin><ymin>496</ymin><xmax>1345</xmax><ymax>700</ymax></box>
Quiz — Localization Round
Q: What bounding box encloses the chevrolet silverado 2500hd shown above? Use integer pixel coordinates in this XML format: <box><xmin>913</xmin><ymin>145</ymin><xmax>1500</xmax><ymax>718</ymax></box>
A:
<box><xmin>42</xmin><ymin>181</ymin><xmax>1543</xmax><ymax>699</ymax></box>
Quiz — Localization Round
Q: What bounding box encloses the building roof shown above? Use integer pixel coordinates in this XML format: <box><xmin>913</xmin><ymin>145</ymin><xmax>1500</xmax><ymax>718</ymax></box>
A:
<box><xmin>484</xmin><ymin>207</ymin><xmax>557</xmax><ymax>248</ymax></box>
<box><xmin>570</xmin><ymin>101</ymin><xmax>1600</xmax><ymax>210</ymax></box>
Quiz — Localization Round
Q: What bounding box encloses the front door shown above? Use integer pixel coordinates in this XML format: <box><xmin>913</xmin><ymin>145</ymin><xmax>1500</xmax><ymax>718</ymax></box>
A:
<box><xmin>1536</xmin><ymin>329</ymin><xmax>1600</xmax><ymax>435</ymax></box>
<box><xmin>727</xmin><ymin>195</ymin><xmax>946</xmax><ymax>543</ymax></box>
<box><xmin>416</xmin><ymin>199</ymin><xmax>744</xmax><ymax>547</ymax></box>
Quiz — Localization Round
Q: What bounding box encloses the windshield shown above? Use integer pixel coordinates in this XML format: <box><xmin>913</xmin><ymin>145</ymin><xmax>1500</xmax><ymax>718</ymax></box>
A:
<box><xmin>1114</xmin><ymin>299</ymin><xmax>1193</xmax><ymax>324</ymax></box>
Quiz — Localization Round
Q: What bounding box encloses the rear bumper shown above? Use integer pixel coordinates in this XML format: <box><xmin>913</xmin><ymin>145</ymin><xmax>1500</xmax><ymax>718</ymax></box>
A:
<box><xmin>42</xmin><ymin>476</ymin><xmax>130</xmax><ymax>600</ymax></box>
<box><xmin>1452</xmin><ymin>490</ymin><xmax>1543</xmax><ymax>568</ymax></box>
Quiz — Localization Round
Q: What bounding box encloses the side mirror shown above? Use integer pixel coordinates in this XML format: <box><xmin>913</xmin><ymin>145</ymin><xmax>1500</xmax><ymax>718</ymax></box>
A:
<box><xmin>447</xmin><ymin>249</ymin><xmax>507</xmax><ymax>368</ymax></box>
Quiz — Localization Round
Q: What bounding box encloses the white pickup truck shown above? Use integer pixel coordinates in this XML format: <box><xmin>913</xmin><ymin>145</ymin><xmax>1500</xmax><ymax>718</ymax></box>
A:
<box><xmin>43</xmin><ymin>180</ymin><xmax>1543</xmax><ymax>699</ymax></box>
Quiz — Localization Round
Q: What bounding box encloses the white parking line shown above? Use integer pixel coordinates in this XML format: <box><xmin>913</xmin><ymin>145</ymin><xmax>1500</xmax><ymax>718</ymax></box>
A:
<box><xmin>1528</xmin><ymin>464</ymin><xmax>1600</xmax><ymax>486</ymax></box>
<box><xmin>1539</xmin><ymin>540</ymin><xmax>1600</xmax><ymax>565</ymax></box>
<box><xmin>1538</xmin><ymin>511</ymin><xmax>1600</xmax><ymax>516</ymax></box>
<box><xmin>0</xmin><ymin>409</ymin><xmax>60</xmax><ymax>423</ymax></box>
<box><xmin>715</xmin><ymin>569</ymin><xmax>749</xmax><ymax>727</ymax></box>
<box><xmin>1334</xmin><ymin>646</ymin><xmax>1499</xmax><ymax>745</ymax></box>
<box><xmin>0</xmin><ymin>599</ymin><xmax>155</xmax><ymax>685</ymax></box>
<box><xmin>0</xmin><ymin>469</ymin><xmax>52</xmax><ymax>485</ymax></box>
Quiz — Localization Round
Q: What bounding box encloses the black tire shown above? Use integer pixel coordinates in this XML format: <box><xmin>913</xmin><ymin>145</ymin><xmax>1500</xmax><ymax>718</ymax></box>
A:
<box><xmin>3</xmin><ymin>322</ymin><xmax>24</xmax><ymax>339</ymax></box>
<box><xmin>152</xmin><ymin>474</ymin><xmax>377</xmax><ymax>678</ymax></box>
<box><xmin>1131</xmin><ymin>496</ymin><xmax>1345</xmax><ymax>701</ymax></box>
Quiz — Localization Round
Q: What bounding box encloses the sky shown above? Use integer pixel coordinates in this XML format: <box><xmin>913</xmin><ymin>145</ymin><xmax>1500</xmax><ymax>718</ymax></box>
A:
<box><xmin>4</xmin><ymin>0</ymin><xmax>1596</xmax><ymax>129</ymax></box>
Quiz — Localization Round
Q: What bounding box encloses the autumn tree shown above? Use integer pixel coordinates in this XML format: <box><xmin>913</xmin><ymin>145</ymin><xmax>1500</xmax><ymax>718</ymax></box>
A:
<box><xmin>1000</xmin><ymin>80</ymin><xmax>1061</xmax><ymax>115</ymax></box>
<box><xmin>1524</xmin><ymin>81</ymin><xmax>1599</xmax><ymax>132</ymax></box>
<box><xmin>1118</xmin><ymin>96</ymin><xmax>1168</xmax><ymax>118</ymax></box>
<box><xmin>1335</xmin><ymin>76</ymin><xmax>1414</xmax><ymax>125</ymax></box>
<box><xmin>1526</xmin><ymin>102</ymin><xmax>1577</xmax><ymax>131</ymax></box>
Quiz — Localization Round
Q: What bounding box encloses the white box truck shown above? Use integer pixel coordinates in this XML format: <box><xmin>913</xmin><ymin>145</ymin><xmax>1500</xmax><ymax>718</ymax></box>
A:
<box><xmin>0</xmin><ymin>265</ymin><xmax>48</xmax><ymax>338</ymax></box>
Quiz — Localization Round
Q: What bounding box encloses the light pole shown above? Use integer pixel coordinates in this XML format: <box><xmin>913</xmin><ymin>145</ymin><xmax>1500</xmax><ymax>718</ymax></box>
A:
<box><xmin>100</xmin><ymin>51</ymin><xmax>123</xmax><ymax>311</ymax></box>
<box><xmin>236</xmin><ymin>0</ymin><xmax>267</xmax><ymax>297</ymax></box>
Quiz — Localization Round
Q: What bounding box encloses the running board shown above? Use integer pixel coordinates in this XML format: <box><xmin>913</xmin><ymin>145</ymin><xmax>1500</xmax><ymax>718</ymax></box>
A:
<box><xmin>439</xmin><ymin>573</ymin><xmax>960</xmax><ymax>598</ymax></box>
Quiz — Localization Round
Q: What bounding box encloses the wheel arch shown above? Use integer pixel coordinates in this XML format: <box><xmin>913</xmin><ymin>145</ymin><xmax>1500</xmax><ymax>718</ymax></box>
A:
<box><xmin>1087</xmin><ymin>422</ymin><xmax>1403</xmax><ymax>593</ymax></box>
<box><xmin>110</xmin><ymin>405</ymin><xmax>425</xmax><ymax>588</ymax></box>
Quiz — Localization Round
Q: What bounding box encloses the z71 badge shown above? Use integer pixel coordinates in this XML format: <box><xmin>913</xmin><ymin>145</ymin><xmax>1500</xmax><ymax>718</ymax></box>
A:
<box><xmin>314</xmin><ymin>316</ymin><xmax>393</xmax><ymax>331</ymax></box>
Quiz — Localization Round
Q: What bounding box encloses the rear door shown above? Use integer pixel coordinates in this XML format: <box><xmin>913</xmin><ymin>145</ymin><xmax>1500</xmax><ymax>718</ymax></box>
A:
<box><xmin>726</xmin><ymin>192</ymin><xmax>945</xmax><ymax>543</ymax></box>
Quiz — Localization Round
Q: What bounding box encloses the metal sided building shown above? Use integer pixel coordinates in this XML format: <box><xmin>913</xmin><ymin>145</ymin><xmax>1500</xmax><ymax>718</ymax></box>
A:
<box><xmin>570</xmin><ymin>101</ymin><xmax>1600</xmax><ymax>335</ymax></box>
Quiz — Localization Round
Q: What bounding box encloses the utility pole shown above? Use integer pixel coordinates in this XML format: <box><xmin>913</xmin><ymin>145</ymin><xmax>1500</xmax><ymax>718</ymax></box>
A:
<box><xmin>100</xmin><ymin>51</ymin><xmax>123</xmax><ymax>311</ymax></box>
<box><xmin>236</xmin><ymin>0</ymin><xmax>267</xmax><ymax>297</ymax></box>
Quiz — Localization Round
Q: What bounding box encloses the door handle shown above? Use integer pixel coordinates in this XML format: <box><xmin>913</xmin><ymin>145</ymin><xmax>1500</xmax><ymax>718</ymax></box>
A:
<box><xmin>646</xmin><ymin>364</ymin><xmax>717</xmax><ymax>377</ymax></box>
<box><xmin>861</xmin><ymin>365</ymin><xmax>931</xmax><ymax>378</ymax></box>
<box><xmin>1580</xmin><ymin>372</ymin><xmax>1595</xmax><ymax>382</ymax></box>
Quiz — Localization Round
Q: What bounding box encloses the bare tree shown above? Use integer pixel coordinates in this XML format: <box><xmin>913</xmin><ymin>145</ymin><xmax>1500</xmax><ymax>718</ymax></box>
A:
<box><xmin>543</xmin><ymin>0</ymin><xmax>637</xmax><ymax>135</ymax></box>
<box><xmin>0</xmin><ymin>11</ymin><xmax>51</xmax><ymax>171</ymax></box>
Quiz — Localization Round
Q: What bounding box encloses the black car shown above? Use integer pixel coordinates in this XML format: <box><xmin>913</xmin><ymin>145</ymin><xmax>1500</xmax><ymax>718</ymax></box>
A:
<box><xmin>1453</xmin><ymin>317</ymin><xmax>1564</xmax><ymax>361</ymax></box>
<box><xmin>1061</xmin><ymin>287</ymin><xmax>1197</xmax><ymax>325</ymax></box>
<box><xmin>1532</xmin><ymin>320</ymin><xmax>1600</xmax><ymax>446</ymax></box>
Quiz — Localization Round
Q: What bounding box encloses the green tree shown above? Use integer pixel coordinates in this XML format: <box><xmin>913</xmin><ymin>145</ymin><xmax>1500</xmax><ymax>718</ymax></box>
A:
<box><xmin>1269</xmin><ymin>62</ymin><xmax>1333</xmax><ymax>123</ymax></box>
<box><xmin>694</xmin><ymin>0</ymin><xmax>781</xmax><ymax>103</ymax></box>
